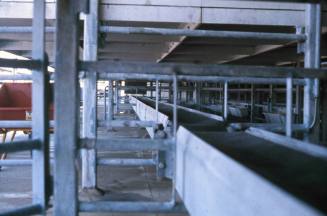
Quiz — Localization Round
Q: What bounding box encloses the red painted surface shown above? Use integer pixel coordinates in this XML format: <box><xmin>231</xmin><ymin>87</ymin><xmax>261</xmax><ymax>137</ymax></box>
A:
<box><xmin>0</xmin><ymin>83</ymin><xmax>54</xmax><ymax>121</ymax></box>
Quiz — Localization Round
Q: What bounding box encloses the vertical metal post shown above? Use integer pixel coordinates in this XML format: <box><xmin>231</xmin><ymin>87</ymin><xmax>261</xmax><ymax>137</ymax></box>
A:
<box><xmin>54</xmin><ymin>0</ymin><xmax>81</xmax><ymax>215</ymax></box>
<box><xmin>223</xmin><ymin>81</ymin><xmax>228</xmax><ymax>120</ymax></box>
<box><xmin>159</xmin><ymin>82</ymin><xmax>162</xmax><ymax>101</ymax></box>
<box><xmin>32</xmin><ymin>0</ymin><xmax>49</xmax><ymax>212</ymax></box>
<box><xmin>295</xmin><ymin>85</ymin><xmax>301</xmax><ymax>123</ymax></box>
<box><xmin>107</xmin><ymin>80</ymin><xmax>114</xmax><ymax>121</ymax></box>
<box><xmin>116</xmin><ymin>81</ymin><xmax>120</xmax><ymax>113</ymax></box>
<box><xmin>251</xmin><ymin>84</ymin><xmax>255</xmax><ymax>122</ymax></box>
<box><xmin>193</xmin><ymin>82</ymin><xmax>201</xmax><ymax>107</ymax></box>
<box><xmin>173</xmin><ymin>75</ymin><xmax>177</xmax><ymax>137</ymax></box>
<box><xmin>114</xmin><ymin>81</ymin><xmax>118</xmax><ymax>114</ymax></box>
<box><xmin>156</xmin><ymin>80</ymin><xmax>159</xmax><ymax>123</ymax></box>
<box><xmin>286</xmin><ymin>78</ymin><xmax>293</xmax><ymax>137</ymax></box>
<box><xmin>81</xmin><ymin>0</ymin><xmax>98</xmax><ymax>190</ymax></box>
<box><xmin>150</xmin><ymin>82</ymin><xmax>153</xmax><ymax>98</ymax></box>
<box><xmin>304</xmin><ymin>3</ymin><xmax>321</xmax><ymax>142</ymax></box>
<box><xmin>104</xmin><ymin>86</ymin><xmax>108</xmax><ymax>120</ymax></box>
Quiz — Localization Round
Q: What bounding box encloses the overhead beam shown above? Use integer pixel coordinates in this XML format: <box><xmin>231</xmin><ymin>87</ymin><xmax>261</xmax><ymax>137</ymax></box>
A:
<box><xmin>0</xmin><ymin>1</ymin><xmax>326</xmax><ymax>26</ymax></box>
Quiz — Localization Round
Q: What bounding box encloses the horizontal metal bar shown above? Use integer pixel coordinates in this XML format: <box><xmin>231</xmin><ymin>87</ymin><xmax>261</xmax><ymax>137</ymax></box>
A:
<box><xmin>98</xmin><ymin>73</ymin><xmax>307</xmax><ymax>84</ymax></box>
<box><xmin>98</xmin><ymin>73</ymin><xmax>171</xmax><ymax>81</ymax></box>
<box><xmin>246</xmin><ymin>127</ymin><xmax>327</xmax><ymax>160</ymax></box>
<box><xmin>0</xmin><ymin>26</ymin><xmax>55</xmax><ymax>33</ymax></box>
<box><xmin>0</xmin><ymin>203</ymin><xmax>42</xmax><ymax>216</ymax></box>
<box><xmin>97</xmin><ymin>158</ymin><xmax>156</xmax><ymax>166</ymax></box>
<box><xmin>98</xmin><ymin>120</ymin><xmax>155</xmax><ymax>128</ymax></box>
<box><xmin>0</xmin><ymin>26</ymin><xmax>306</xmax><ymax>42</ymax></box>
<box><xmin>0</xmin><ymin>159</ymin><xmax>32</xmax><ymax>166</ymax></box>
<box><xmin>100</xmin><ymin>26</ymin><xmax>306</xmax><ymax>42</ymax></box>
<box><xmin>0</xmin><ymin>193</ymin><xmax>31</xmax><ymax>199</ymax></box>
<box><xmin>0</xmin><ymin>120</ymin><xmax>54</xmax><ymax>129</ymax></box>
<box><xmin>0</xmin><ymin>59</ymin><xmax>42</xmax><ymax>70</ymax></box>
<box><xmin>0</xmin><ymin>140</ymin><xmax>40</xmax><ymax>153</ymax></box>
<box><xmin>80</xmin><ymin>138</ymin><xmax>173</xmax><ymax>151</ymax></box>
<box><xmin>81</xmin><ymin>61</ymin><xmax>327</xmax><ymax>79</ymax></box>
<box><xmin>0</xmin><ymin>159</ymin><xmax>54</xmax><ymax>166</ymax></box>
<box><xmin>79</xmin><ymin>201</ymin><xmax>186</xmax><ymax>213</ymax></box>
<box><xmin>0</xmin><ymin>74</ymin><xmax>33</xmax><ymax>80</ymax></box>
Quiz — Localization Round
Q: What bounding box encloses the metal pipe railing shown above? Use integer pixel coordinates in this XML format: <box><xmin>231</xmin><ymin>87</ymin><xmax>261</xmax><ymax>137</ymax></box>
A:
<box><xmin>83</xmin><ymin>61</ymin><xmax>327</xmax><ymax>79</ymax></box>
<box><xmin>0</xmin><ymin>26</ymin><xmax>306</xmax><ymax>42</ymax></box>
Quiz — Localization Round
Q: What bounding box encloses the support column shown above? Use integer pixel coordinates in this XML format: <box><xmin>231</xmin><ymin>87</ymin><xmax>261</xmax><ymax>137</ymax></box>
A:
<box><xmin>32</xmin><ymin>0</ymin><xmax>50</xmax><ymax>211</ymax></box>
<box><xmin>303</xmin><ymin>3</ymin><xmax>321</xmax><ymax>143</ymax></box>
<box><xmin>54</xmin><ymin>0</ymin><xmax>83</xmax><ymax>215</ymax></box>
<box><xmin>81</xmin><ymin>0</ymin><xmax>98</xmax><ymax>190</ymax></box>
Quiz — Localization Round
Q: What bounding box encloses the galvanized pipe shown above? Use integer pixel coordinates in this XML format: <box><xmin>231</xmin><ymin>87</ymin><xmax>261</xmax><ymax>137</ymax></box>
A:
<box><xmin>83</xmin><ymin>61</ymin><xmax>326</xmax><ymax>79</ymax></box>
<box><xmin>0</xmin><ymin>140</ymin><xmax>40</xmax><ymax>153</ymax></box>
<box><xmin>0</xmin><ymin>59</ymin><xmax>42</xmax><ymax>70</ymax></box>
<box><xmin>0</xmin><ymin>26</ymin><xmax>306</xmax><ymax>42</ymax></box>
<box><xmin>100</xmin><ymin>26</ymin><xmax>306</xmax><ymax>42</ymax></box>
<box><xmin>0</xmin><ymin>74</ymin><xmax>33</xmax><ymax>80</ymax></box>
<box><xmin>173</xmin><ymin>75</ymin><xmax>177</xmax><ymax>137</ymax></box>
<box><xmin>0</xmin><ymin>204</ymin><xmax>42</xmax><ymax>215</ymax></box>
<box><xmin>0</xmin><ymin>120</ymin><xmax>54</xmax><ymax>129</ymax></box>
<box><xmin>0</xmin><ymin>159</ymin><xmax>32</xmax><ymax>166</ymax></box>
<box><xmin>97</xmin><ymin>73</ymin><xmax>308</xmax><ymax>84</ymax></box>
<box><xmin>155</xmin><ymin>80</ymin><xmax>159</xmax><ymax>123</ymax></box>
<box><xmin>286</xmin><ymin>78</ymin><xmax>293</xmax><ymax>137</ymax></box>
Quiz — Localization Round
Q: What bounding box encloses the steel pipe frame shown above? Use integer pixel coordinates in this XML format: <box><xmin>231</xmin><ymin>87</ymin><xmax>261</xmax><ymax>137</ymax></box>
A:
<box><xmin>0</xmin><ymin>159</ymin><xmax>32</xmax><ymax>166</ymax></box>
<box><xmin>0</xmin><ymin>59</ymin><xmax>42</xmax><ymax>70</ymax></box>
<box><xmin>303</xmin><ymin>3</ymin><xmax>321</xmax><ymax>143</ymax></box>
<box><xmin>82</xmin><ymin>61</ymin><xmax>327</xmax><ymax>79</ymax></box>
<box><xmin>0</xmin><ymin>140</ymin><xmax>40</xmax><ymax>153</ymax></box>
<box><xmin>286</xmin><ymin>78</ymin><xmax>293</xmax><ymax>137</ymax></box>
<box><xmin>0</xmin><ymin>120</ymin><xmax>54</xmax><ymax>128</ymax></box>
<box><xmin>0</xmin><ymin>159</ymin><xmax>55</xmax><ymax>166</ymax></box>
<box><xmin>99</xmin><ymin>26</ymin><xmax>306</xmax><ymax>42</ymax></box>
<box><xmin>0</xmin><ymin>26</ymin><xmax>306</xmax><ymax>43</ymax></box>
<box><xmin>0</xmin><ymin>204</ymin><xmax>42</xmax><ymax>216</ymax></box>
<box><xmin>98</xmin><ymin>73</ymin><xmax>309</xmax><ymax>85</ymax></box>
<box><xmin>0</xmin><ymin>74</ymin><xmax>33</xmax><ymax>80</ymax></box>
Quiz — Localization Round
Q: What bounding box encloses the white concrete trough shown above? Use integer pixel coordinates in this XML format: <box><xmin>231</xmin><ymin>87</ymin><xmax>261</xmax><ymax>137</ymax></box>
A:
<box><xmin>176</xmin><ymin>126</ymin><xmax>326</xmax><ymax>216</ymax></box>
<box><xmin>130</xmin><ymin>96</ymin><xmax>170</xmax><ymax>138</ymax></box>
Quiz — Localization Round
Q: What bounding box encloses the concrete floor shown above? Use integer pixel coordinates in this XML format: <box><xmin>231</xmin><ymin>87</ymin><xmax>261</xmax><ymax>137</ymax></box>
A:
<box><xmin>0</xmin><ymin>107</ymin><xmax>188</xmax><ymax>216</ymax></box>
